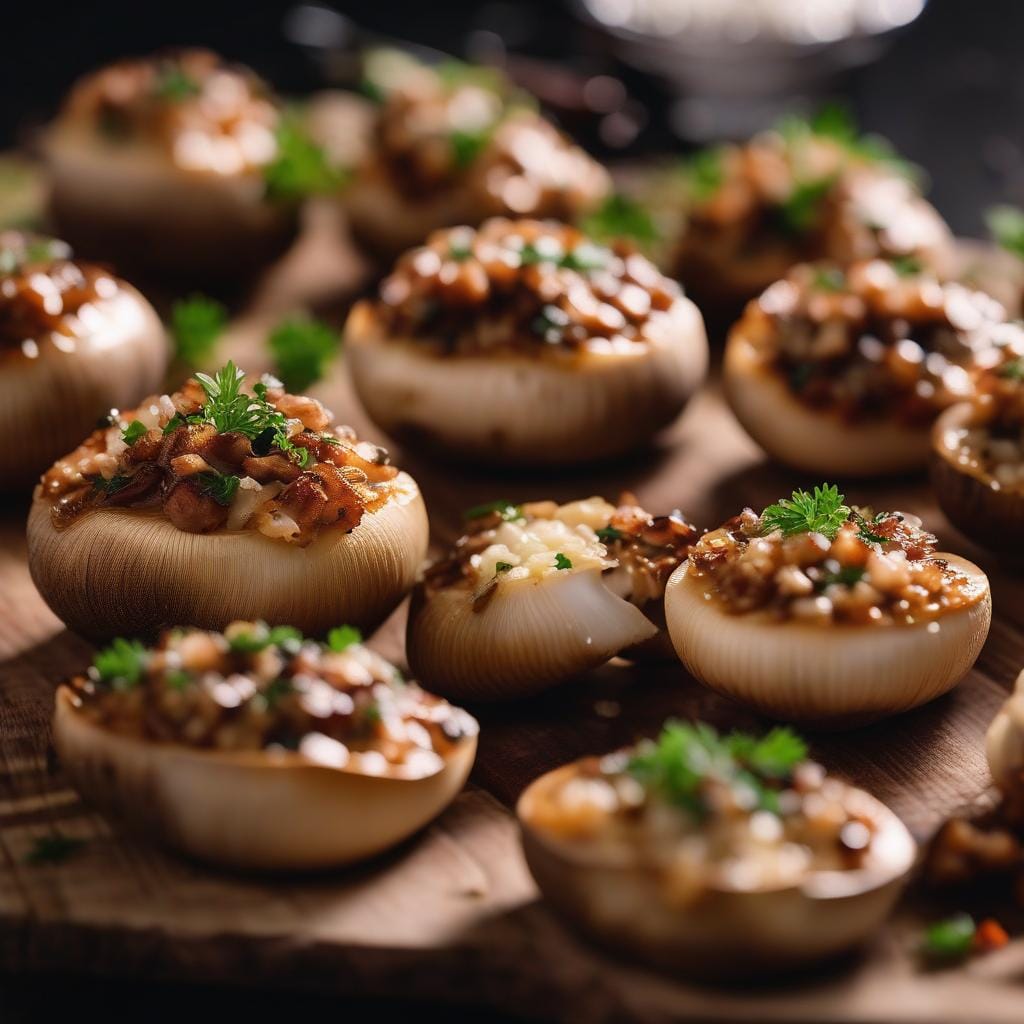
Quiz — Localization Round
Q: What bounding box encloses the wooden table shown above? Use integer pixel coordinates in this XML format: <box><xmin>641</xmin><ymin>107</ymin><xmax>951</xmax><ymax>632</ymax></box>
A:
<box><xmin>2</xmin><ymin>203</ymin><xmax>1023</xmax><ymax>1022</ymax></box>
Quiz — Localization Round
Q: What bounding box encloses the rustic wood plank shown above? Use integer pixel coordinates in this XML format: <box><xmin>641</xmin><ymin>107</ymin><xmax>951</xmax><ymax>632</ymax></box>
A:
<box><xmin>1</xmin><ymin>213</ymin><xmax>1022</xmax><ymax>1021</ymax></box>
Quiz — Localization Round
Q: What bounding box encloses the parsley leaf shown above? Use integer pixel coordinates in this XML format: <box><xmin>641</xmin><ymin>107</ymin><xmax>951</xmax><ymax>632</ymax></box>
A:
<box><xmin>263</xmin><ymin>116</ymin><xmax>341</xmax><ymax>203</ymax></box>
<box><xmin>152</xmin><ymin>66</ymin><xmax>200</xmax><ymax>103</ymax></box>
<box><xmin>777</xmin><ymin>176</ymin><xmax>835</xmax><ymax>235</ymax></box>
<box><xmin>120</xmin><ymin>420</ymin><xmax>148</xmax><ymax>446</ymax></box>
<box><xmin>596</xmin><ymin>525</ymin><xmax>623</xmax><ymax>544</ymax></box>
<box><xmin>269</xmin><ymin>315</ymin><xmax>338</xmax><ymax>392</ymax></box>
<box><xmin>987</xmin><ymin>205</ymin><xmax>1024</xmax><ymax>261</ymax></box>
<box><xmin>581</xmin><ymin>194</ymin><xmax>659</xmax><ymax>246</ymax></box>
<box><xmin>629</xmin><ymin>722</ymin><xmax>808</xmax><ymax>818</ymax></box>
<box><xmin>761</xmin><ymin>484</ymin><xmax>850</xmax><ymax>539</ymax></box>
<box><xmin>25</xmin><ymin>835</ymin><xmax>88</xmax><ymax>865</ymax></box>
<box><xmin>999</xmin><ymin>359</ymin><xmax>1024</xmax><ymax>381</ymax></box>
<box><xmin>229</xmin><ymin>624</ymin><xmax>303</xmax><ymax>654</ymax></box>
<box><xmin>171</xmin><ymin>294</ymin><xmax>227</xmax><ymax>367</ymax></box>
<box><xmin>685</xmin><ymin>147</ymin><xmax>725</xmax><ymax>203</ymax></box>
<box><xmin>92</xmin><ymin>638</ymin><xmax>147</xmax><ymax>689</ymax></box>
<box><xmin>812</xmin><ymin>266</ymin><xmax>846</xmax><ymax>292</ymax></box>
<box><xmin>451</xmin><ymin>127</ymin><xmax>493</xmax><ymax>169</ymax></box>
<box><xmin>495</xmin><ymin>561</ymin><xmax>514</xmax><ymax>574</ymax></box>
<box><xmin>851</xmin><ymin>510</ymin><xmax>889</xmax><ymax>545</ymax></box>
<box><xmin>92</xmin><ymin>474</ymin><xmax>131</xmax><ymax>496</ymax></box>
<box><xmin>464</xmin><ymin>500</ymin><xmax>522</xmax><ymax>522</ymax></box>
<box><xmin>197</xmin><ymin>471</ymin><xmax>240</xmax><ymax>506</ymax></box>
<box><xmin>327</xmin><ymin>625</ymin><xmax>362</xmax><ymax>652</ymax></box>
<box><xmin>921</xmin><ymin>915</ymin><xmax>976</xmax><ymax>962</ymax></box>
<box><xmin>891</xmin><ymin>255</ymin><xmax>923</xmax><ymax>277</ymax></box>
<box><xmin>554</xmin><ymin>552</ymin><xmax>573</xmax><ymax>570</ymax></box>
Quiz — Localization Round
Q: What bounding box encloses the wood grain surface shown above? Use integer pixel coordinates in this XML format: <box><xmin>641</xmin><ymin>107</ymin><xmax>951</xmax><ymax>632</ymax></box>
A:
<box><xmin>1</xmin><ymin>203</ymin><xmax>1023</xmax><ymax>1022</ymax></box>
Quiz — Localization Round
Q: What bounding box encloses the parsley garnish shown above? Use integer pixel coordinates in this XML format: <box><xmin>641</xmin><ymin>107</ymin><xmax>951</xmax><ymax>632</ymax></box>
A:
<box><xmin>554</xmin><ymin>553</ymin><xmax>573</xmax><ymax>570</ymax></box>
<box><xmin>999</xmin><ymin>359</ymin><xmax>1024</xmax><ymax>381</ymax></box>
<box><xmin>263</xmin><ymin>116</ymin><xmax>341</xmax><ymax>203</ymax></box>
<box><xmin>327</xmin><ymin>625</ymin><xmax>362</xmax><ymax>652</ymax></box>
<box><xmin>171</xmin><ymin>294</ymin><xmax>227</xmax><ymax>367</ymax></box>
<box><xmin>777</xmin><ymin>176</ymin><xmax>835</xmax><ymax>235</ymax></box>
<box><xmin>120</xmin><ymin>420</ymin><xmax>148</xmax><ymax>446</ymax></box>
<box><xmin>819</xmin><ymin>565</ymin><xmax>865</xmax><ymax>589</ymax></box>
<box><xmin>921</xmin><ymin>915</ymin><xmax>976</xmax><ymax>962</ymax></box>
<box><xmin>596</xmin><ymin>525</ymin><xmax>623</xmax><ymax>544</ymax></box>
<box><xmin>851</xmin><ymin>510</ymin><xmax>889</xmax><ymax>545</ymax></box>
<box><xmin>167</xmin><ymin>669</ymin><xmax>192</xmax><ymax>691</ymax></box>
<box><xmin>197</xmin><ymin>471</ymin><xmax>240</xmax><ymax>506</ymax></box>
<box><xmin>685</xmin><ymin>147</ymin><xmax>725</xmax><ymax>203</ymax></box>
<box><xmin>495</xmin><ymin>561</ymin><xmax>514</xmax><ymax>574</ymax></box>
<box><xmin>25</xmin><ymin>835</ymin><xmax>88</xmax><ymax>865</ymax></box>
<box><xmin>451</xmin><ymin>126</ymin><xmax>494</xmax><ymax>168</ymax></box>
<box><xmin>228</xmin><ymin>624</ymin><xmax>303</xmax><ymax>654</ymax></box>
<box><xmin>269</xmin><ymin>315</ymin><xmax>338</xmax><ymax>392</ymax></box>
<box><xmin>761</xmin><ymin>484</ymin><xmax>850</xmax><ymax>540</ymax></box>
<box><xmin>581</xmin><ymin>194</ymin><xmax>659</xmax><ymax>246</ymax></box>
<box><xmin>986</xmin><ymin>206</ymin><xmax>1024</xmax><ymax>260</ymax></box>
<box><xmin>464</xmin><ymin>500</ymin><xmax>522</xmax><ymax>522</ymax></box>
<box><xmin>891</xmin><ymin>255</ymin><xmax>923</xmax><ymax>277</ymax></box>
<box><xmin>92</xmin><ymin>638</ymin><xmax>148</xmax><ymax>689</ymax></box>
<box><xmin>811</xmin><ymin>266</ymin><xmax>846</xmax><ymax>292</ymax></box>
<box><xmin>628</xmin><ymin>722</ymin><xmax>807</xmax><ymax>818</ymax></box>
<box><xmin>152</xmin><ymin>66</ymin><xmax>200</xmax><ymax>102</ymax></box>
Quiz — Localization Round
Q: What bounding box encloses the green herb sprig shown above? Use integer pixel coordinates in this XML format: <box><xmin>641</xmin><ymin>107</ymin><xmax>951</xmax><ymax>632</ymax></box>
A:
<box><xmin>228</xmin><ymin>624</ymin><xmax>303</xmax><ymax>654</ymax></box>
<box><xmin>269</xmin><ymin>315</ymin><xmax>338</xmax><ymax>392</ymax></box>
<box><xmin>121</xmin><ymin>420</ymin><xmax>148</xmax><ymax>446</ymax></box>
<box><xmin>628</xmin><ymin>721</ymin><xmax>808</xmax><ymax>818</ymax></box>
<box><xmin>581</xmin><ymin>194</ymin><xmax>659</xmax><ymax>247</ymax></box>
<box><xmin>761</xmin><ymin>484</ymin><xmax>850</xmax><ymax>540</ymax></box>
<box><xmin>986</xmin><ymin>205</ymin><xmax>1024</xmax><ymax>260</ymax></box>
<box><xmin>171</xmin><ymin>294</ymin><xmax>227</xmax><ymax>368</ymax></box>
<box><xmin>685</xmin><ymin>147</ymin><xmax>725</xmax><ymax>203</ymax></box>
<box><xmin>327</xmin><ymin>625</ymin><xmax>362</xmax><ymax>652</ymax></box>
<box><xmin>921</xmin><ymin>914</ymin><xmax>976</xmax><ymax>962</ymax></box>
<box><xmin>464</xmin><ymin>500</ymin><xmax>523</xmax><ymax>522</ymax></box>
<box><xmin>92</xmin><ymin>638</ymin><xmax>148</xmax><ymax>689</ymax></box>
<box><xmin>553</xmin><ymin>553</ymin><xmax>573</xmax><ymax>570</ymax></box>
<box><xmin>263</xmin><ymin>116</ymin><xmax>342</xmax><ymax>203</ymax></box>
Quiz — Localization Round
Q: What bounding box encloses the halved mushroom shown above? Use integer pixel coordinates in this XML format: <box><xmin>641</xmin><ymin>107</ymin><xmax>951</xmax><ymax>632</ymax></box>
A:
<box><xmin>28</xmin><ymin>363</ymin><xmax>427</xmax><ymax>639</ymax></box>
<box><xmin>986</xmin><ymin>669</ymin><xmax>1024</xmax><ymax>801</ymax></box>
<box><xmin>724</xmin><ymin>260</ymin><xmax>1011</xmax><ymax>476</ymax></box>
<box><xmin>407</xmin><ymin>496</ymin><xmax>696</xmax><ymax>701</ymax></box>
<box><xmin>664</xmin><ymin>486</ymin><xmax>991</xmax><ymax>726</ymax></box>
<box><xmin>341</xmin><ymin>51</ymin><xmax>610</xmax><ymax>260</ymax></box>
<box><xmin>55</xmin><ymin>622</ymin><xmax>477</xmax><ymax>870</ymax></box>
<box><xmin>43</xmin><ymin>50</ymin><xmax>318</xmax><ymax>283</ymax></box>
<box><xmin>518</xmin><ymin>721</ymin><xmax>916</xmax><ymax>976</ymax></box>
<box><xmin>930</xmin><ymin>347</ymin><xmax>1024</xmax><ymax>551</ymax></box>
<box><xmin>346</xmin><ymin>219</ymin><xmax>708</xmax><ymax>465</ymax></box>
<box><xmin>0</xmin><ymin>231</ymin><xmax>168</xmax><ymax>488</ymax></box>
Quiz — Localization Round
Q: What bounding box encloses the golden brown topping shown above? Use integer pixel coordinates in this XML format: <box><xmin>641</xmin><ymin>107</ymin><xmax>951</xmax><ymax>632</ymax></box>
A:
<box><xmin>690</xmin><ymin>493</ymin><xmax>980</xmax><ymax>625</ymax></box>
<box><xmin>59</xmin><ymin>49</ymin><xmax>279</xmax><ymax>176</ymax></box>
<box><xmin>71</xmin><ymin>622</ymin><xmax>477</xmax><ymax>773</ymax></box>
<box><xmin>41</xmin><ymin>363</ymin><xmax>402</xmax><ymax>546</ymax></box>
<box><xmin>364</xmin><ymin>60</ymin><xmax>608</xmax><ymax>216</ymax></box>
<box><xmin>364</xmin><ymin>218</ymin><xmax>681</xmax><ymax>355</ymax></box>
<box><xmin>0</xmin><ymin>231</ymin><xmax>121</xmax><ymax>357</ymax></box>
<box><xmin>736</xmin><ymin>259</ymin><xmax>1017</xmax><ymax>423</ymax></box>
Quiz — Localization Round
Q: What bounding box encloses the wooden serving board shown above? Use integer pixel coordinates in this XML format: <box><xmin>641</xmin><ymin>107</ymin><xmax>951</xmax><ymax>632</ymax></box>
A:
<box><xmin>2</xmin><ymin>202</ymin><xmax>1024</xmax><ymax>1022</ymax></box>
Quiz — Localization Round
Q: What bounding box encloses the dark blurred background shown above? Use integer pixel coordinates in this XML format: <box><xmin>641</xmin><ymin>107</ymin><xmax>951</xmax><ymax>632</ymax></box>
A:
<box><xmin>0</xmin><ymin>0</ymin><xmax>1022</xmax><ymax>236</ymax></box>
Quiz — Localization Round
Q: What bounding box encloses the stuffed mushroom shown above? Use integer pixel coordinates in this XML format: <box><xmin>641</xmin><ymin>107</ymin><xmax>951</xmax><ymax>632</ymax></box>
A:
<box><xmin>342</xmin><ymin>53</ymin><xmax>611</xmax><ymax>260</ymax></box>
<box><xmin>664</xmin><ymin>485</ymin><xmax>991</xmax><ymax>726</ymax></box>
<box><xmin>346</xmin><ymin>218</ymin><xmax>708</xmax><ymax>465</ymax></box>
<box><xmin>518</xmin><ymin>721</ymin><xmax>916</xmax><ymax>976</ymax></box>
<box><xmin>671</xmin><ymin>110</ymin><xmax>954</xmax><ymax>329</ymax></box>
<box><xmin>55</xmin><ymin>621</ymin><xmax>477</xmax><ymax>869</ymax></box>
<box><xmin>407</xmin><ymin>495</ymin><xmax>697</xmax><ymax>701</ymax></box>
<box><xmin>724</xmin><ymin>259</ymin><xmax>1010</xmax><ymax>475</ymax></box>
<box><xmin>0</xmin><ymin>230</ymin><xmax>167</xmax><ymax>488</ymax></box>
<box><xmin>931</xmin><ymin>340</ymin><xmax>1024</xmax><ymax>551</ymax></box>
<box><xmin>44</xmin><ymin>50</ymin><xmax>329</xmax><ymax>283</ymax></box>
<box><xmin>28</xmin><ymin>362</ymin><xmax>427</xmax><ymax>639</ymax></box>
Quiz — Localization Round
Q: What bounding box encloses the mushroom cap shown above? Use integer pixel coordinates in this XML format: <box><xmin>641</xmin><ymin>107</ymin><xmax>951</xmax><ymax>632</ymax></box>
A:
<box><xmin>0</xmin><ymin>282</ymin><xmax>168</xmax><ymax>489</ymax></box>
<box><xmin>724</xmin><ymin>329</ymin><xmax>931</xmax><ymax>475</ymax></box>
<box><xmin>986</xmin><ymin>669</ymin><xmax>1024</xmax><ymax>797</ymax></box>
<box><xmin>28</xmin><ymin>472</ymin><xmax>428</xmax><ymax>641</ymax></box>
<box><xmin>54</xmin><ymin>686</ymin><xmax>476</xmax><ymax>870</ymax></box>
<box><xmin>407</xmin><ymin>567</ymin><xmax>658</xmax><ymax>702</ymax></box>
<box><xmin>518</xmin><ymin>762</ymin><xmax>917</xmax><ymax>977</ymax></box>
<box><xmin>931</xmin><ymin>401</ymin><xmax>1024</xmax><ymax>554</ymax></box>
<box><xmin>664</xmin><ymin>554</ymin><xmax>992</xmax><ymax>727</ymax></box>
<box><xmin>346</xmin><ymin>297</ymin><xmax>708</xmax><ymax>466</ymax></box>
<box><xmin>45</xmin><ymin>132</ymin><xmax>297</xmax><ymax>282</ymax></box>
